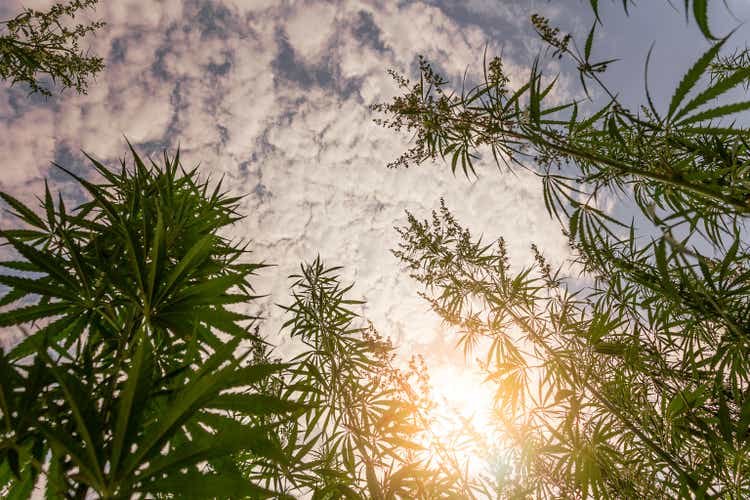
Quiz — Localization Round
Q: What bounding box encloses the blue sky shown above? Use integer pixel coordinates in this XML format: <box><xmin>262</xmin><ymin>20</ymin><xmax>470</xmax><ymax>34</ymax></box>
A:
<box><xmin>2</xmin><ymin>0</ymin><xmax>750</xmax><ymax>411</ymax></box>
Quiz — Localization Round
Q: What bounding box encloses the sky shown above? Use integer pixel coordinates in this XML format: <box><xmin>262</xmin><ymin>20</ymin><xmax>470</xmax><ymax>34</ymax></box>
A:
<box><xmin>2</xmin><ymin>0</ymin><xmax>750</xmax><ymax>423</ymax></box>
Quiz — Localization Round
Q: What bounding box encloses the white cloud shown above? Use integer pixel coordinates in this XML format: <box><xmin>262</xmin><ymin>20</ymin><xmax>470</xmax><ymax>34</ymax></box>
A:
<box><xmin>285</xmin><ymin>1</ymin><xmax>338</xmax><ymax>63</ymax></box>
<box><xmin>0</xmin><ymin>0</ymin><xmax>573</xmax><ymax>395</ymax></box>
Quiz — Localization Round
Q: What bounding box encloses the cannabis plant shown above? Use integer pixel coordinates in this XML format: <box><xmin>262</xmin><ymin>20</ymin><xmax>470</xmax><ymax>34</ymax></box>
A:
<box><xmin>0</xmin><ymin>145</ymin><xmax>489</xmax><ymax>499</ymax></box>
<box><xmin>378</xmin><ymin>5</ymin><xmax>750</xmax><ymax>498</ymax></box>
<box><xmin>0</xmin><ymin>146</ymin><xmax>299</xmax><ymax>498</ymax></box>
<box><xmin>0</xmin><ymin>0</ymin><xmax>104</xmax><ymax>96</ymax></box>
<box><xmin>251</xmin><ymin>258</ymin><xmax>493</xmax><ymax>498</ymax></box>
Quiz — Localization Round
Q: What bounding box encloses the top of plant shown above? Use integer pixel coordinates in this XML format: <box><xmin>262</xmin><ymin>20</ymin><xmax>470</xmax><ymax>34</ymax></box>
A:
<box><xmin>0</xmin><ymin>0</ymin><xmax>104</xmax><ymax>95</ymax></box>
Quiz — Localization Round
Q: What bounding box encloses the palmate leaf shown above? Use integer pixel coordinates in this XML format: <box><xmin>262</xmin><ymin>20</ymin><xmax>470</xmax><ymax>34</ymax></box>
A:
<box><xmin>673</xmin><ymin>65</ymin><xmax>750</xmax><ymax>123</ymax></box>
<box><xmin>0</xmin><ymin>144</ymin><xmax>316</xmax><ymax>497</ymax></box>
<box><xmin>52</xmin><ymin>163</ymin><xmax>119</xmax><ymax>222</ymax></box>
<box><xmin>7</xmin><ymin>313</ymin><xmax>86</xmax><ymax>361</ymax></box>
<box><xmin>41</xmin><ymin>424</ymin><xmax>101</xmax><ymax>491</ymax></box>
<box><xmin>117</xmin><ymin>340</ymin><xmax>247</xmax><ymax>480</ymax></box>
<box><xmin>155</xmin><ymin>234</ymin><xmax>216</xmax><ymax>304</ymax></box>
<box><xmin>0</xmin><ymin>275</ymin><xmax>78</xmax><ymax>301</ymax></box>
<box><xmin>134</xmin><ymin>419</ymin><xmax>283</xmax><ymax>484</ymax></box>
<box><xmin>0</xmin><ymin>233</ymin><xmax>77</xmax><ymax>289</ymax></box>
<box><xmin>167</xmin><ymin>274</ymin><xmax>247</xmax><ymax>307</ymax></box>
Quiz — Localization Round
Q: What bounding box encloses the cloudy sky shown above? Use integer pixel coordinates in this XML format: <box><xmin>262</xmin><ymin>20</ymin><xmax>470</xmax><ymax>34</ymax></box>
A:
<box><xmin>2</xmin><ymin>0</ymin><xmax>750</xmax><ymax>411</ymax></box>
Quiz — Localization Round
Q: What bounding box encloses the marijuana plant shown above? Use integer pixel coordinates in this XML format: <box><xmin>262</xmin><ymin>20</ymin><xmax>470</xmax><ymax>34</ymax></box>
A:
<box><xmin>0</xmin><ymin>147</ymin><xmax>299</xmax><ymax>498</ymax></box>
<box><xmin>0</xmin><ymin>146</ymin><xmax>486</xmax><ymax>499</ymax></box>
<box><xmin>378</xmin><ymin>4</ymin><xmax>750</xmax><ymax>498</ymax></box>
<box><xmin>253</xmin><ymin>258</ymin><xmax>494</xmax><ymax>498</ymax></box>
<box><xmin>0</xmin><ymin>0</ymin><xmax>104</xmax><ymax>96</ymax></box>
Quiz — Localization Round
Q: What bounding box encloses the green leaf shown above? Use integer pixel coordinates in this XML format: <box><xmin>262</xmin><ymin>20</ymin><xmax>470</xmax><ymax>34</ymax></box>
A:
<box><xmin>692</xmin><ymin>0</ymin><xmax>715</xmax><ymax>40</ymax></box>
<box><xmin>0</xmin><ymin>261</ymin><xmax>42</xmax><ymax>272</ymax></box>
<box><xmin>207</xmin><ymin>393</ymin><xmax>303</xmax><ymax>416</ymax></box>
<box><xmin>0</xmin><ymin>275</ymin><xmax>77</xmax><ymax>301</ymax></box>
<box><xmin>110</xmin><ymin>329</ymin><xmax>153</xmax><ymax>478</ymax></box>
<box><xmin>8</xmin><ymin>313</ymin><xmax>83</xmax><ymax>361</ymax></box>
<box><xmin>52</xmin><ymin>163</ymin><xmax>120</xmax><ymax>222</ymax></box>
<box><xmin>589</xmin><ymin>0</ymin><xmax>600</xmax><ymax>23</ymax></box>
<box><xmin>668</xmin><ymin>37</ymin><xmax>727</xmax><ymax>119</ymax></box>
<box><xmin>5</xmin><ymin>465</ymin><xmax>37</xmax><ymax>500</ymax></box>
<box><xmin>119</xmin><ymin>347</ymin><xmax>241</xmax><ymax>478</ymax></box>
<box><xmin>139</xmin><ymin>469</ymin><xmax>277</xmax><ymax>499</ymax></box>
<box><xmin>136</xmin><ymin>422</ymin><xmax>281</xmax><ymax>482</ymax></box>
<box><xmin>145</xmin><ymin>208</ymin><xmax>164</xmax><ymax>303</ymax></box>
<box><xmin>43</xmin><ymin>180</ymin><xmax>55</xmax><ymax>231</ymax></box>
<box><xmin>0</xmin><ymin>233</ymin><xmax>77</xmax><ymax>289</ymax></box>
<box><xmin>0</xmin><ymin>287</ymin><xmax>29</xmax><ymax>308</ymax></box>
<box><xmin>156</xmin><ymin>234</ymin><xmax>215</xmax><ymax>303</ymax></box>
<box><xmin>167</xmin><ymin>274</ymin><xmax>244</xmax><ymax>307</ymax></box>
<box><xmin>678</xmin><ymin>100</ymin><xmax>750</xmax><ymax>125</ymax></box>
<box><xmin>39</xmin><ymin>353</ymin><xmax>104</xmax><ymax>488</ymax></box>
<box><xmin>655</xmin><ymin>239</ymin><xmax>675</xmax><ymax>294</ymax></box>
<box><xmin>44</xmin><ymin>452</ymin><xmax>66</xmax><ymax>500</ymax></box>
<box><xmin>0</xmin><ymin>192</ymin><xmax>47</xmax><ymax>230</ymax></box>
<box><xmin>673</xmin><ymin>65</ymin><xmax>750</xmax><ymax>122</ymax></box>
<box><xmin>584</xmin><ymin>22</ymin><xmax>595</xmax><ymax>62</ymax></box>
<box><xmin>528</xmin><ymin>59</ymin><xmax>542</xmax><ymax>126</ymax></box>
<box><xmin>0</xmin><ymin>302</ymin><xmax>70</xmax><ymax>327</ymax></box>
<box><xmin>718</xmin><ymin>391</ymin><xmax>732</xmax><ymax>443</ymax></box>
<box><xmin>227</xmin><ymin>362</ymin><xmax>288</xmax><ymax>387</ymax></box>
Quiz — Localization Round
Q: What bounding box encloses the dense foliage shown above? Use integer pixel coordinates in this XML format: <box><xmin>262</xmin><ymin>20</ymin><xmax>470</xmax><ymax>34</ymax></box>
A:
<box><xmin>0</xmin><ymin>0</ymin><xmax>104</xmax><ymax>96</ymax></box>
<box><xmin>2</xmin><ymin>0</ymin><xmax>750</xmax><ymax>499</ymax></box>
<box><xmin>377</xmin><ymin>3</ymin><xmax>750</xmax><ymax>498</ymax></box>
<box><xmin>0</xmin><ymin>147</ymin><xmax>303</xmax><ymax>498</ymax></box>
<box><xmin>0</xmin><ymin>147</ymin><xmax>489</xmax><ymax>499</ymax></box>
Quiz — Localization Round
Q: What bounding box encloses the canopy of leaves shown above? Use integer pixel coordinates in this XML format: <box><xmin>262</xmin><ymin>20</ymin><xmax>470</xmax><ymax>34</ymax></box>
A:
<box><xmin>379</xmin><ymin>4</ymin><xmax>750</xmax><ymax>498</ymax></box>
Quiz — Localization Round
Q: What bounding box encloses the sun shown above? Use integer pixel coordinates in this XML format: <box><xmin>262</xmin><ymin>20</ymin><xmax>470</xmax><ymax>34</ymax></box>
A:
<box><xmin>411</xmin><ymin>362</ymin><xmax>506</xmax><ymax>468</ymax></box>
<box><xmin>430</xmin><ymin>364</ymin><xmax>496</xmax><ymax>436</ymax></box>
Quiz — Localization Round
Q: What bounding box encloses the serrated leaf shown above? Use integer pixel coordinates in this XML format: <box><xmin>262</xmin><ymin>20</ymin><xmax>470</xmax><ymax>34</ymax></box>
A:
<box><xmin>584</xmin><ymin>22</ymin><xmax>596</xmax><ymax>62</ymax></box>
<box><xmin>0</xmin><ymin>275</ymin><xmax>77</xmax><ymax>301</ymax></box>
<box><xmin>674</xmin><ymin>65</ymin><xmax>750</xmax><ymax>122</ymax></box>
<box><xmin>678</xmin><ymin>100</ymin><xmax>750</xmax><ymax>125</ymax></box>
<box><xmin>0</xmin><ymin>192</ymin><xmax>47</xmax><ymax>230</ymax></box>
<box><xmin>1</xmin><ymin>233</ymin><xmax>77</xmax><ymax>289</ymax></box>
<box><xmin>0</xmin><ymin>302</ymin><xmax>70</xmax><ymax>327</ymax></box>
<box><xmin>668</xmin><ymin>37</ymin><xmax>727</xmax><ymax>119</ymax></box>
<box><xmin>692</xmin><ymin>0</ymin><xmax>715</xmax><ymax>40</ymax></box>
<box><xmin>39</xmin><ymin>352</ymin><xmax>104</xmax><ymax>487</ymax></box>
